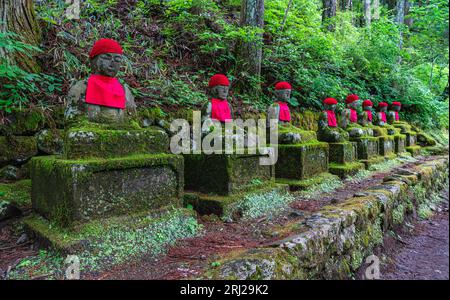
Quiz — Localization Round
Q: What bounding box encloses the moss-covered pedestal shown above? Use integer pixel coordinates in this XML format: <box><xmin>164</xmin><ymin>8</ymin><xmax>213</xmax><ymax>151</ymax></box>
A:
<box><xmin>392</xmin><ymin>121</ymin><xmax>421</xmax><ymax>156</ymax></box>
<box><xmin>27</xmin><ymin>122</ymin><xmax>187</xmax><ymax>252</ymax></box>
<box><xmin>327</xmin><ymin>142</ymin><xmax>365</xmax><ymax>179</ymax></box>
<box><xmin>273</xmin><ymin>125</ymin><xmax>335</xmax><ymax>191</ymax></box>
<box><xmin>183</xmin><ymin>151</ymin><xmax>288</xmax><ymax>219</ymax></box>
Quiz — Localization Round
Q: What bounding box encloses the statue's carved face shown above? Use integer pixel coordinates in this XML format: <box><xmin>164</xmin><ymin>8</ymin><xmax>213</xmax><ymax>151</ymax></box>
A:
<box><xmin>325</xmin><ymin>104</ymin><xmax>337</xmax><ymax>111</ymax></box>
<box><xmin>91</xmin><ymin>53</ymin><xmax>123</xmax><ymax>77</ymax></box>
<box><xmin>363</xmin><ymin>105</ymin><xmax>372</xmax><ymax>111</ymax></box>
<box><xmin>391</xmin><ymin>106</ymin><xmax>401</xmax><ymax>112</ymax></box>
<box><xmin>348</xmin><ymin>100</ymin><xmax>360</xmax><ymax>109</ymax></box>
<box><xmin>379</xmin><ymin>106</ymin><xmax>387</xmax><ymax>112</ymax></box>
<box><xmin>275</xmin><ymin>89</ymin><xmax>291</xmax><ymax>102</ymax></box>
<box><xmin>211</xmin><ymin>85</ymin><xmax>229</xmax><ymax>100</ymax></box>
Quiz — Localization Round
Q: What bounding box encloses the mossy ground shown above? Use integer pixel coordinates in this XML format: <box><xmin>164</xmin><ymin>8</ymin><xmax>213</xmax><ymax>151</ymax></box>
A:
<box><xmin>11</xmin><ymin>208</ymin><xmax>202</xmax><ymax>279</ymax></box>
<box><xmin>0</xmin><ymin>179</ymin><xmax>31</xmax><ymax>209</ymax></box>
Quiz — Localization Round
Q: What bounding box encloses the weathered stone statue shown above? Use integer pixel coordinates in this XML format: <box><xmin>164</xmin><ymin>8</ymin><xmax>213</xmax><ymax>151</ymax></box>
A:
<box><xmin>317</xmin><ymin>97</ymin><xmax>349</xmax><ymax>142</ymax></box>
<box><xmin>375</xmin><ymin>102</ymin><xmax>388</xmax><ymax>127</ymax></box>
<box><xmin>341</xmin><ymin>94</ymin><xmax>360</xmax><ymax>128</ymax></box>
<box><xmin>64</xmin><ymin>38</ymin><xmax>136</xmax><ymax>123</ymax></box>
<box><xmin>387</xmin><ymin>101</ymin><xmax>401</xmax><ymax>124</ymax></box>
<box><xmin>341</xmin><ymin>94</ymin><xmax>374</xmax><ymax>138</ymax></box>
<box><xmin>359</xmin><ymin>99</ymin><xmax>374</xmax><ymax>126</ymax></box>
<box><xmin>203</xmin><ymin>74</ymin><xmax>233</xmax><ymax>124</ymax></box>
<box><xmin>266</xmin><ymin>81</ymin><xmax>301</xmax><ymax>144</ymax></box>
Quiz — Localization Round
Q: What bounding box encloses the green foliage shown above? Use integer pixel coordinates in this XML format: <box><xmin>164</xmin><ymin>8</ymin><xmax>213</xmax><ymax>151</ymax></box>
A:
<box><xmin>0</xmin><ymin>31</ymin><xmax>61</xmax><ymax>112</ymax></box>
<box><xmin>27</xmin><ymin>0</ymin><xmax>449</xmax><ymax>129</ymax></box>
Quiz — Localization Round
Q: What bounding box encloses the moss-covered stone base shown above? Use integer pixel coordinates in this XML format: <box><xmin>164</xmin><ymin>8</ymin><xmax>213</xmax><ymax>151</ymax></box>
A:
<box><xmin>406</xmin><ymin>145</ymin><xmax>422</xmax><ymax>157</ymax></box>
<box><xmin>23</xmin><ymin>208</ymin><xmax>197</xmax><ymax>254</ymax></box>
<box><xmin>276</xmin><ymin>172</ymin><xmax>339</xmax><ymax>191</ymax></box>
<box><xmin>329</xmin><ymin>162</ymin><xmax>365</xmax><ymax>179</ymax></box>
<box><xmin>275</xmin><ymin>142</ymin><xmax>328</xmax><ymax>180</ymax></box>
<box><xmin>184</xmin><ymin>153</ymin><xmax>274</xmax><ymax>196</ymax></box>
<box><xmin>183</xmin><ymin>183</ymin><xmax>289</xmax><ymax>218</ymax></box>
<box><xmin>64</xmin><ymin>126</ymin><xmax>169</xmax><ymax>159</ymax></box>
<box><xmin>405</xmin><ymin>132</ymin><xmax>418</xmax><ymax>147</ymax></box>
<box><xmin>378</xmin><ymin>135</ymin><xmax>395</xmax><ymax>156</ymax></box>
<box><xmin>360</xmin><ymin>155</ymin><xmax>386</xmax><ymax>169</ymax></box>
<box><xmin>0</xmin><ymin>136</ymin><xmax>38</xmax><ymax>167</ymax></box>
<box><xmin>328</xmin><ymin>142</ymin><xmax>358</xmax><ymax>164</ymax></box>
<box><xmin>31</xmin><ymin>154</ymin><xmax>184</xmax><ymax>227</ymax></box>
<box><xmin>201</xmin><ymin>158</ymin><xmax>449</xmax><ymax>279</ymax></box>
<box><xmin>394</xmin><ymin>134</ymin><xmax>406</xmax><ymax>154</ymax></box>
<box><xmin>350</xmin><ymin>136</ymin><xmax>379</xmax><ymax>160</ymax></box>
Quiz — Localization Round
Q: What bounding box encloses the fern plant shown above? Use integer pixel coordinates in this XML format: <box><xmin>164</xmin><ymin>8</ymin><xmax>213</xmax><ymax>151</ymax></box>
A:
<box><xmin>0</xmin><ymin>31</ymin><xmax>61</xmax><ymax>112</ymax></box>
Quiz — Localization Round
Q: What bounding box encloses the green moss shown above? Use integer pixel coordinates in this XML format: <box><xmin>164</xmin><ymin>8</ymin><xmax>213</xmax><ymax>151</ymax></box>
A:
<box><xmin>0</xmin><ymin>136</ymin><xmax>38</xmax><ymax>166</ymax></box>
<box><xmin>64</xmin><ymin>124</ymin><xmax>169</xmax><ymax>159</ymax></box>
<box><xmin>392</xmin><ymin>204</ymin><xmax>405</xmax><ymax>224</ymax></box>
<box><xmin>329</xmin><ymin>161</ymin><xmax>365</xmax><ymax>179</ymax></box>
<box><xmin>31</xmin><ymin>154</ymin><xmax>184</xmax><ymax>227</ymax></box>
<box><xmin>0</xmin><ymin>179</ymin><xmax>31</xmax><ymax>209</ymax></box>
<box><xmin>184</xmin><ymin>153</ymin><xmax>274</xmax><ymax>196</ymax></box>
<box><xmin>1</xmin><ymin>109</ymin><xmax>46</xmax><ymax>135</ymax></box>
<box><xmin>275</xmin><ymin>142</ymin><xmax>329</xmax><ymax>180</ymax></box>
<box><xmin>405</xmin><ymin>145</ymin><xmax>421</xmax><ymax>157</ymax></box>
<box><xmin>15</xmin><ymin>208</ymin><xmax>202</xmax><ymax>279</ymax></box>
<box><xmin>276</xmin><ymin>172</ymin><xmax>339</xmax><ymax>191</ymax></box>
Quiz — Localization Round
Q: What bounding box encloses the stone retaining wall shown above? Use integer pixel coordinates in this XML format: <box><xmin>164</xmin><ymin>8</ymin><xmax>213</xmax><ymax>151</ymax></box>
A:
<box><xmin>201</xmin><ymin>157</ymin><xmax>449</xmax><ymax>279</ymax></box>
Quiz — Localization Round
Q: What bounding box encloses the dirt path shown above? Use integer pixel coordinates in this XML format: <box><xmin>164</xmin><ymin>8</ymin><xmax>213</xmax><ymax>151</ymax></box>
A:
<box><xmin>379</xmin><ymin>191</ymin><xmax>449</xmax><ymax>280</ymax></box>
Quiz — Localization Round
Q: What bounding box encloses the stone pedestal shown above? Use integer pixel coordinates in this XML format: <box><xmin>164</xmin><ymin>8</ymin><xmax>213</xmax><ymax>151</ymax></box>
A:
<box><xmin>183</xmin><ymin>151</ymin><xmax>287</xmax><ymax>219</ymax></box>
<box><xmin>350</xmin><ymin>136</ymin><xmax>384</xmax><ymax>168</ymax></box>
<box><xmin>394</xmin><ymin>134</ymin><xmax>406</xmax><ymax>154</ymax></box>
<box><xmin>393</xmin><ymin>121</ymin><xmax>421</xmax><ymax>156</ymax></box>
<box><xmin>273</xmin><ymin>129</ymin><xmax>335</xmax><ymax>191</ymax></box>
<box><xmin>328</xmin><ymin>142</ymin><xmax>365</xmax><ymax>179</ymax></box>
<box><xmin>378</xmin><ymin>135</ymin><xmax>395</xmax><ymax>156</ymax></box>
<box><xmin>28</xmin><ymin>122</ymin><xmax>188</xmax><ymax>251</ymax></box>
<box><xmin>31</xmin><ymin>154</ymin><xmax>183</xmax><ymax>225</ymax></box>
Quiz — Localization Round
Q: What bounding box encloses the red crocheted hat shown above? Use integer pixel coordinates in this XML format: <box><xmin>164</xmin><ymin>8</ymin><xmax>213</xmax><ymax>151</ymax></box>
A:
<box><xmin>346</xmin><ymin>94</ymin><xmax>359</xmax><ymax>104</ymax></box>
<box><xmin>208</xmin><ymin>74</ymin><xmax>230</xmax><ymax>87</ymax></box>
<box><xmin>392</xmin><ymin>101</ymin><xmax>401</xmax><ymax>107</ymax></box>
<box><xmin>378</xmin><ymin>102</ymin><xmax>388</xmax><ymax>108</ymax></box>
<box><xmin>275</xmin><ymin>81</ymin><xmax>292</xmax><ymax>90</ymax></box>
<box><xmin>89</xmin><ymin>38</ymin><xmax>123</xmax><ymax>59</ymax></box>
<box><xmin>324</xmin><ymin>98</ymin><xmax>338</xmax><ymax>105</ymax></box>
<box><xmin>362</xmin><ymin>99</ymin><xmax>373</xmax><ymax>107</ymax></box>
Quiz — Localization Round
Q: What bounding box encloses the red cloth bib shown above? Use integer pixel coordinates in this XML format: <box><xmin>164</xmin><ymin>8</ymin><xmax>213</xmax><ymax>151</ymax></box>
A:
<box><xmin>350</xmin><ymin>109</ymin><xmax>357</xmax><ymax>123</ymax></box>
<box><xmin>278</xmin><ymin>102</ymin><xmax>291</xmax><ymax>122</ymax></box>
<box><xmin>211</xmin><ymin>98</ymin><xmax>232</xmax><ymax>123</ymax></box>
<box><xmin>326</xmin><ymin>110</ymin><xmax>337</xmax><ymax>127</ymax></box>
<box><xmin>395</xmin><ymin>111</ymin><xmax>399</xmax><ymax>121</ymax></box>
<box><xmin>365</xmin><ymin>110</ymin><xmax>373</xmax><ymax>122</ymax></box>
<box><xmin>380</xmin><ymin>112</ymin><xmax>387</xmax><ymax>122</ymax></box>
<box><xmin>85</xmin><ymin>74</ymin><xmax>126</xmax><ymax>109</ymax></box>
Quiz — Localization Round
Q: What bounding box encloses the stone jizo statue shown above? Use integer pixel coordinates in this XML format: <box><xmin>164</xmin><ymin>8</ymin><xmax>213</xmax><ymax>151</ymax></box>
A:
<box><xmin>387</xmin><ymin>101</ymin><xmax>401</xmax><ymax>124</ymax></box>
<box><xmin>341</xmin><ymin>94</ymin><xmax>365</xmax><ymax>138</ymax></box>
<box><xmin>375</xmin><ymin>102</ymin><xmax>389</xmax><ymax>126</ymax></box>
<box><xmin>318</xmin><ymin>97</ymin><xmax>349</xmax><ymax>142</ymax></box>
<box><xmin>359</xmin><ymin>99</ymin><xmax>374</xmax><ymax>126</ymax></box>
<box><xmin>203</xmin><ymin>74</ymin><xmax>233</xmax><ymax>124</ymax></box>
<box><xmin>64</xmin><ymin>38</ymin><xmax>136</xmax><ymax>123</ymax></box>
<box><xmin>266</xmin><ymin>81</ymin><xmax>301</xmax><ymax>144</ymax></box>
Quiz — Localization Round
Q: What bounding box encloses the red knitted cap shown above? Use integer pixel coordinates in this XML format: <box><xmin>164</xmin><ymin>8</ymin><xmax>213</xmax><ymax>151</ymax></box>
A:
<box><xmin>346</xmin><ymin>94</ymin><xmax>359</xmax><ymax>104</ymax></box>
<box><xmin>378</xmin><ymin>102</ymin><xmax>388</xmax><ymax>108</ymax></box>
<box><xmin>275</xmin><ymin>81</ymin><xmax>292</xmax><ymax>90</ymax></box>
<box><xmin>362</xmin><ymin>99</ymin><xmax>373</xmax><ymax>107</ymax></box>
<box><xmin>324</xmin><ymin>98</ymin><xmax>338</xmax><ymax>105</ymax></box>
<box><xmin>89</xmin><ymin>39</ymin><xmax>123</xmax><ymax>59</ymax></box>
<box><xmin>208</xmin><ymin>74</ymin><xmax>230</xmax><ymax>87</ymax></box>
<box><xmin>392</xmin><ymin>101</ymin><xmax>401</xmax><ymax>106</ymax></box>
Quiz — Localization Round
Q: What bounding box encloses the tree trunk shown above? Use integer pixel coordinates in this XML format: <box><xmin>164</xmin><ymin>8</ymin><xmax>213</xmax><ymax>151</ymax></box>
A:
<box><xmin>396</xmin><ymin>0</ymin><xmax>406</xmax><ymax>54</ymax></box>
<box><xmin>372</xmin><ymin>0</ymin><xmax>380</xmax><ymax>20</ymax></box>
<box><xmin>404</xmin><ymin>0</ymin><xmax>413</xmax><ymax>27</ymax></box>
<box><xmin>364</xmin><ymin>0</ymin><xmax>371</xmax><ymax>26</ymax></box>
<box><xmin>280</xmin><ymin>0</ymin><xmax>294</xmax><ymax>32</ymax></box>
<box><xmin>238</xmin><ymin>0</ymin><xmax>264</xmax><ymax>77</ymax></box>
<box><xmin>322</xmin><ymin>0</ymin><xmax>337</xmax><ymax>31</ymax></box>
<box><xmin>341</xmin><ymin>0</ymin><xmax>353</xmax><ymax>10</ymax></box>
<box><xmin>0</xmin><ymin>0</ymin><xmax>41</xmax><ymax>72</ymax></box>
